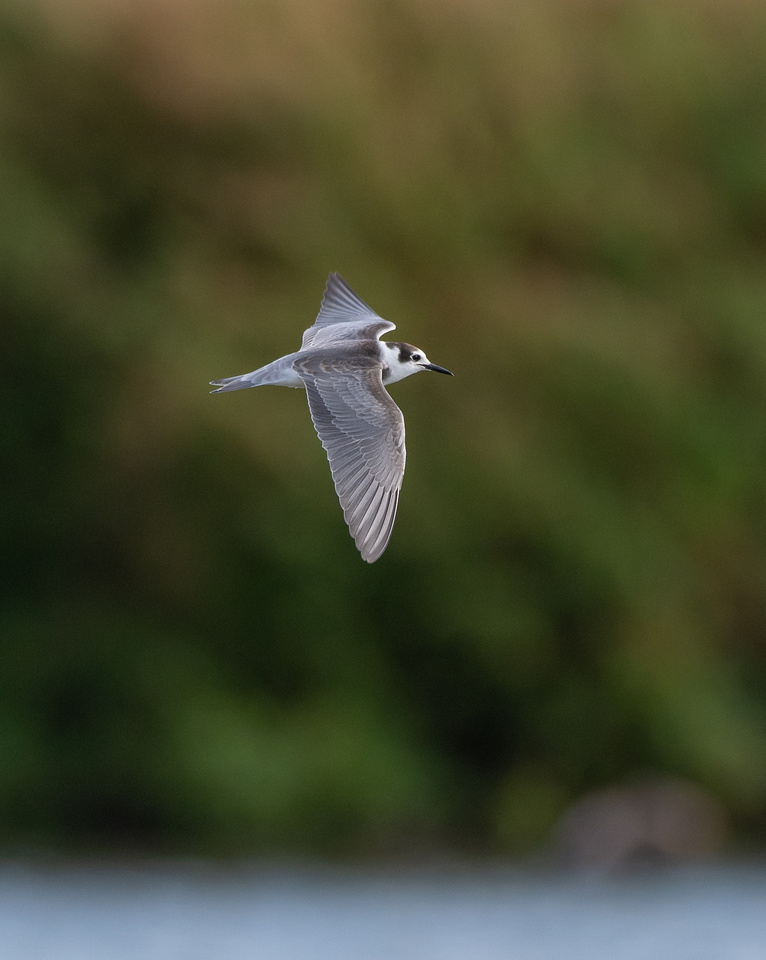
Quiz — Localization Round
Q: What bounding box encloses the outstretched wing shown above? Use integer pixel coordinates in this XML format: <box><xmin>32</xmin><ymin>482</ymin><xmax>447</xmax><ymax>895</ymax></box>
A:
<box><xmin>294</xmin><ymin>354</ymin><xmax>405</xmax><ymax>563</ymax></box>
<box><xmin>301</xmin><ymin>273</ymin><xmax>396</xmax><ymax>348</ymax></box>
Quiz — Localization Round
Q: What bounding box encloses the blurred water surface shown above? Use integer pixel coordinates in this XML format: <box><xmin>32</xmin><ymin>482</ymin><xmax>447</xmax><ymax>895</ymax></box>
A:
<box><xmin>1</xmin><ymin>861</ymin><xmax>765</xmax><ymax>960</ymax></box>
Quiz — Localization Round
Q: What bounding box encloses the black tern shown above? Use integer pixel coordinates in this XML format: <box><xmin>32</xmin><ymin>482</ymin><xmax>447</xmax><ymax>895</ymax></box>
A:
<box><xmin>211</xmin><ymin>273</ymin><xmax>453</xmax><ymax>562</ymax></box>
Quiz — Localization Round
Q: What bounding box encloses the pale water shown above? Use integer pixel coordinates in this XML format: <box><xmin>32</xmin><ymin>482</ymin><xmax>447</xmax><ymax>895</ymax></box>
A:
<box><xmin>0</xmin><ymin>861</ymin><xmax>764</xmax><ymax>960</ymax></box>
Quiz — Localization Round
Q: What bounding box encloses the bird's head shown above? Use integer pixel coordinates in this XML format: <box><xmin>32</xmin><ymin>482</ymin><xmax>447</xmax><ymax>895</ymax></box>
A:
<box><xmin>383</xmin><ymin>342</ymin><xmax>453</xmax><ymax>384</ymax></box>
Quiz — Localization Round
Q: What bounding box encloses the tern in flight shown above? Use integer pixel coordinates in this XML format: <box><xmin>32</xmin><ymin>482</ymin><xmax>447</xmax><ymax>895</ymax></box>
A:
<box><xmin>211</xmin><ymin>273</ymin><xmax>452</xmax><ymax>562</ymax></box>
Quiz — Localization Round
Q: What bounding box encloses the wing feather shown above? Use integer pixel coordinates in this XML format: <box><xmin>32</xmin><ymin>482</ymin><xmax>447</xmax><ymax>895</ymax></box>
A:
<box><xmin>301</xmin><ymin>273</ymin><xmax>396</xmax><ymax>348</ymax></box>
<box><xmin>295</xmin><ymin>354</ymin><xmax>406</xmax><ymax>563</ymax></box>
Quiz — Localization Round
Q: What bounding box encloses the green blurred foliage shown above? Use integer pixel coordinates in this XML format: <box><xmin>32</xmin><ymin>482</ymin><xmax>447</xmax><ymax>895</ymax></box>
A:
<box><xmin>2</xmin><ymin>0</ymin><xmax>766</xmax><ymax>855</ymax></box>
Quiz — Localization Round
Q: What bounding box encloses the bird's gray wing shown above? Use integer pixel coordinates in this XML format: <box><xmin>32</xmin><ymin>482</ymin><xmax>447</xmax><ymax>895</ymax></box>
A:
<box><xmin>301</xmin><ymin>273</ymin><xmax>396</xmax><ymax>348</ymax></box>
<box><xmin>294</xmin><ymin>354</ymin><xmax>405</xmax><ymax>563</ymax></box>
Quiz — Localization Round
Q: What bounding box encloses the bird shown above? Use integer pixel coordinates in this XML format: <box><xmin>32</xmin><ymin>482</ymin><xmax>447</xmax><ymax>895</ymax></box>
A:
<box><xmin>210</xmin><ymin>272</ymin><xmax>453</xmax><ymax>562</ymax></box>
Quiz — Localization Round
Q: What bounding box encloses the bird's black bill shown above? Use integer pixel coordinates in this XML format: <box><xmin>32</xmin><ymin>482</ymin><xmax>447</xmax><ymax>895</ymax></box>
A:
<box><xmin>424</xmin><ymin>363</ymin><xmax>453</xmax><ymax>375</ymax></box>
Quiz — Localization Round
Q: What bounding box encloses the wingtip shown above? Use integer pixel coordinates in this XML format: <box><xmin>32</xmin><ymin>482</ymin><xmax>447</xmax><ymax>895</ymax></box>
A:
<box><xmin>324</xmin><ymin>271</ymin><xmax>346</xmax><ymax>295</ymax></box>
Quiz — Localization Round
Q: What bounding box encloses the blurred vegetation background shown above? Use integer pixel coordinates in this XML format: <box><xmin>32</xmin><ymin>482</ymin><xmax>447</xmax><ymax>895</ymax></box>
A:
<box><xmin>3</xmin><ymin>0</ymin><xmax>766</xmax><ymax>858</ymax></box>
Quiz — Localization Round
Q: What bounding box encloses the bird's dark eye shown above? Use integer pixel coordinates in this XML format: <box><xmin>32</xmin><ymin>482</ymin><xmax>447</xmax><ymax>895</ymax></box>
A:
<box><xmin>412</xmin><ymin>353</ymin><xmax>421</xmax><ymax>362</ymax></box>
